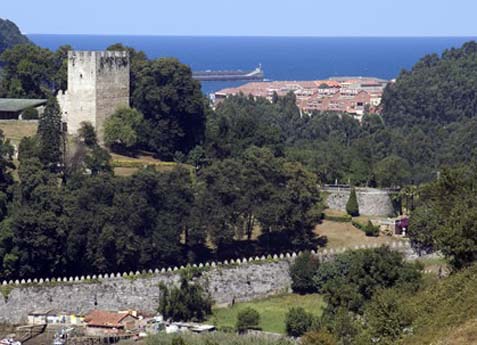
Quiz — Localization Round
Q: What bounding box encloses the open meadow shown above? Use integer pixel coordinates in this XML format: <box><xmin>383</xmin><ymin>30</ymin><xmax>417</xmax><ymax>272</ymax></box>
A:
<box><xmin>208</xmin><ymin>294</ymin><xmax>325</xmax><ymax>334</ymax></box>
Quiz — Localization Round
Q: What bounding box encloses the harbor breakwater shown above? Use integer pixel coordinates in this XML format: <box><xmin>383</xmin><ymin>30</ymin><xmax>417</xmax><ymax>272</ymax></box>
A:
<box><xmin>0</xmin><ymin>242</ymin><xmax>414</xmax><ymax>324</ymax></box>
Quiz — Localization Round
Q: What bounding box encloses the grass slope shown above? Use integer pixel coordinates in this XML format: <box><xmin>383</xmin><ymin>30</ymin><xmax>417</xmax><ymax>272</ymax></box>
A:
<box><xmin>208</xmin><ymin>294</ymin><xmax>325</xmax><ymax>334</ymax></box>
<box><xmin>111</xmin><ymin>153</ymin><xmax>193</xmax><ymax>176</ymax></box>
<box><xmin>145</xmin><ymin>332</ymin><xmax>293</xmax><ymax>345</ymax></box>
<box><xmin>400</xmin><ymin>265</ymin><xmax>477</xmax><ymax>345</ymax></box>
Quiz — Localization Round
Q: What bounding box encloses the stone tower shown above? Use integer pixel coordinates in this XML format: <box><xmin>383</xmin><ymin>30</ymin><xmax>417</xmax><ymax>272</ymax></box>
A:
<box><xmin>57</xmin><ymin>50</ymin><xmax>130</xmax><ymax>141</ymax></box>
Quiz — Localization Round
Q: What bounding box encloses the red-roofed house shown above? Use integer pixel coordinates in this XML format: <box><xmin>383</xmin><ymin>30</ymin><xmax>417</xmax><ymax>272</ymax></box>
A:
<box><xmin>84</xmin><ymin>310</ymin><xmax>138</xmax><ymax>336</ymax></box>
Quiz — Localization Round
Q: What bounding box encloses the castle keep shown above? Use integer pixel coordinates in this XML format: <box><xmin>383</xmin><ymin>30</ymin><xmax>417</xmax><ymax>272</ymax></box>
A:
<box><xmin>57</xmin><ymin>51</ymin><xmax>130</xmax><ymax>141</ymax></box>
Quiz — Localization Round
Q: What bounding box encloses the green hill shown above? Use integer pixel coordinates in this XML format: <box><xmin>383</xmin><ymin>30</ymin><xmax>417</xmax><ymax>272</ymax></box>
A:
<box><xmin>0</xmin><ymin>18</ymin><xmax>30</xmax><ymax>55</ymax></box>
<box><xmin>382</xmin><ymin>41</ymin><xmax>477</xmax><ymax>126</ymax></box>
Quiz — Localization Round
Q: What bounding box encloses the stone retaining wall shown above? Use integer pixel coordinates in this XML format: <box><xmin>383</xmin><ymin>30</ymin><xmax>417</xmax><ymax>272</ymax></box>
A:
<box><xmin>0</xmin><ymin>242</ymin><xmax>413</xmax><ymax>324</ymax></box>
<box><xmin>324</xmin><ymin>187</ymin><xmax>397</xmax><ymax>216</ymax></box>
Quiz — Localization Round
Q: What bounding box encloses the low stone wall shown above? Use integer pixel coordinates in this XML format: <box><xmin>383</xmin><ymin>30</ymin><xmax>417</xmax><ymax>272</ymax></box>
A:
<box><xmin>324</xmin><ymin>187</ymin><xmax>397</xmax><ymax>216</ymax></box>
<box><xmin>0</xmin><ymin>260</ymin><xmax>292</xmax><ymax>324</ymax></box>
<box><xmin>0</xmin><ymin>242</ymin><xmax>414</xmax><ymax>324</ymax></box>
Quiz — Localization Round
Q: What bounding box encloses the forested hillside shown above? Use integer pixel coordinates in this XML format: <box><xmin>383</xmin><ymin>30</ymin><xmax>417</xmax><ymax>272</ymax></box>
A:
<box><xmin>0</xmin><ymin>18</ymin><xmax>30</xmax><ymax>55</ymax></box>
<box><xmin>382</xmin><ymin>41</ymin><xmax>477</xmax><ymax>126</ymax></box>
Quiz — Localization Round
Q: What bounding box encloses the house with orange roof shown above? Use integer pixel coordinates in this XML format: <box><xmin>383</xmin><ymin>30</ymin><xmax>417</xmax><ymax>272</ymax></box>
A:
<box><xmin>84</xmin><ymin>310</ymin><xmax>138</xmax><ymax>336</ymax></box>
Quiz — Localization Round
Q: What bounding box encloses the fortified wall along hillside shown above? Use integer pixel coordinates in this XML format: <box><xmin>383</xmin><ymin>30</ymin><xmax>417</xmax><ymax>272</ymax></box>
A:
<box><xmin>323</xmin><ymin>187</ymin><xmax>398</xmax><ymax>216</ymax></box>
<box><xmin>0</xmin><ymin>242</ymin><xmax>414</xmax><ymax>324</ymax></box>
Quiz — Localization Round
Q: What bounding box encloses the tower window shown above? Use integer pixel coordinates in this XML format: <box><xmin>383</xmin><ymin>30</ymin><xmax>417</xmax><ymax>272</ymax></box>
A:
<box><xmin>80</xmin><ymin>73</ymin><xmax>83</xmax><ymax>79</ymax></box>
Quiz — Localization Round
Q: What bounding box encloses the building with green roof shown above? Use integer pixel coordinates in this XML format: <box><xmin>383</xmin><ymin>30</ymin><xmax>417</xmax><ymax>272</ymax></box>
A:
<box><xmin>0</xmin><ymin>98</ymin><xmax>47</xmax><ymax>119</ymax></box>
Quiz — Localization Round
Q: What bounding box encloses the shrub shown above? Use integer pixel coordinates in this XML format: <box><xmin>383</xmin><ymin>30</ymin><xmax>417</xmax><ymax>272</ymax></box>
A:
<box><xmin>104</xmin><ymin>106</ymin><xmax>143</xmax><ymax>152</ymax></box>
<box><xmin>159</xmin><ymin>275</ymin><xmax>212</xmax><ymax>322</ymax></box>
<box><xmin>346</xmin><ymin>188</ymin><xmax>360</xmax><ymax>217</ymax></box>
<box><xmin>313</xmin><ymin>247</ymin><xmax>422</xmax><ymax>314</ymax></box>
<box><xmin>301</xmin><ymin>331</ymin><xmax>338</xmax><ymax>345</ymax></box>
<box><xmin>171</xmin><ymin>337</ymin><xmax>186</xmax><ymax>345</ymax></box>
<box><xmin>285</xmin><ymin>307</ymin><xmax>314</xmax><ymax>337</ymax></box>
<box><xmin>322</xmin><ymin>307</ymin><xmax>358</xmax><ymax>344</ymax></box>
<box><xmin>351</xmin><ymin>221</ymin><xmax>365</xmax><ymax>231</ymax></box>
<box><xmin>353</xmin><ymin>220</ymin><xmax>380</xmax><ymax>237</ymax></box>
<box><xmin>22</xmin><ymin>107</ymin><xmax>39</xmax><ymax>120</ymax></box>
<box><xmin>364</xmin><ymin>221</ymin><xmax>380</xmax><ymax>237</ymax></box>
<box><xmin>363</xmin><ymin>288</ymin><xmax>414</xmax><ymax>344</ymax></box>
<box><xmin>323</xmin><ymin>214</ymin><xmax>352</xmax><ymax>223</ymax></box>
<box><xmin>78</xmin><ymin>121</ymin><xmax>98</xmax><ymax>147</ymax></box>
<box><xmin>236</xmin><ymin>307</ymin><xmax>261</xmax><ymax>332</ymax></box>
<box><xmin>290</xmin><ymin>251</ymin><xmax>321</xmax><ymax>294</ymax></box>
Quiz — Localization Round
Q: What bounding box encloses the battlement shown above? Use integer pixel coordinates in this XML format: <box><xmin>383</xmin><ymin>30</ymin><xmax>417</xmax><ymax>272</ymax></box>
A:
<box><xmin>68</xmin><ymin>50</ymin><xmax>129</xmax><ymax>71</ymax></box>
<box><xmin>68</xmin><ymin>50</ymin><xmax>129</xmax><ymax>59</ymax></box>
<box><xmin>0</xmin><ymin>241</ymin><xmax>414</xmax><ymax>286</ymax></box>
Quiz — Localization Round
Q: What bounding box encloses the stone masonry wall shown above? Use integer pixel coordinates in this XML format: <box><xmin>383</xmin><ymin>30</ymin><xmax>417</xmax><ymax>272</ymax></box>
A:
<box><xmin>58</xmin><ymin>51</ymin><xmax>130</xmax><ymax>142</ymax></box>
<box><xmin>0</xmin><ymin>260</ymin><xmax>291</xmax><ymax>324</ymax></box>
<box><xmin>324</xmin><ymin>187</ymin><xmax>397</xmax><ymax>216</ymax></box>
<box><xmin>0</xmin><ymin>242</ymin><xmax>414</xmax><ymax>324</ymax></box>
<box><xmin>95</xmin><ymin>51</ymin><xmax>130</xmax><ymax>142</ymax></box>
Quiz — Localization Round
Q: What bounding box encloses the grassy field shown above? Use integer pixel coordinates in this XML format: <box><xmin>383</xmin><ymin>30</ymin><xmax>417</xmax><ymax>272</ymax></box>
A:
<box><xmin>208</xmin><ymin>294</ymin><xmax>325</xmax><ymax>334</ymax></box>
<box><xmin>315</xmin><ymin>219</ymin><xmax>397</xmax><ymax>249</ymax></box>
<box><xmin>0</xmin><ymin>120</ymin><xmax>37</xmax><ymax>145</ymax></box>
<box><xmin>110</xmin><ymin>153</ymin><xmax>193</xmax><ymax>176</ymax></box>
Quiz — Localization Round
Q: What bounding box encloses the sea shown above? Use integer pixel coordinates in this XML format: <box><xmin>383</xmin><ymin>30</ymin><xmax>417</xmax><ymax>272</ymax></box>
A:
<box><xmin>28</xmin><ymin>35</ymin><xmax>477</xmax><ymax>95</ymax></box>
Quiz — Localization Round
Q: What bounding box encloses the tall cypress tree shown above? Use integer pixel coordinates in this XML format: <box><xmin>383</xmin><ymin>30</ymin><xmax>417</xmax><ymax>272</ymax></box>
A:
<box><xmin>0</xmin><ymin>130</ymin><xmax>14</xmax><ymax>221</ymax></box>
<box><xmin>38</xmin><ymin>97</ymin><xmax>63</xmax><ymax>172</ymax></box>
<box><xmin>346</xmin><ymin>187</ymin><xmax>360</xmax><ymax>217</ymax></box>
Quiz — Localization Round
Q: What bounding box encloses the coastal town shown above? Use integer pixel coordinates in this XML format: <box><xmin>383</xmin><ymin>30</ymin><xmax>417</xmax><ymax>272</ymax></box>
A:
<box><xmin>214</xmin><ymin>77</ymin><xmax>389</xmax><ymax>117</ymax></box>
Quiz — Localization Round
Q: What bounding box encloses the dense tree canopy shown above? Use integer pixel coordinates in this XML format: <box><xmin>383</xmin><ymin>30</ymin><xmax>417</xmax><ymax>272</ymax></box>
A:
<box><xmin>314</xmin><ymin>247</ymin><xmax>422</xmax><ymax>314</ymax></box>
<box><xmin>409</xmin><ymin>166</ymin><xmax>477</xmax><ymax>269</ymax></box>
<box><xmin>0</xmin><ymin>44</ymin><xmax>70</xmax><ymax>98</ymax></box>
<box><xmin>132</xmin><ymin>58</ymin><xmax>206</xmax><ymax>159</ymax></box>
<box><xmin>383</xmin><ymin>41</ymin><xmax>477</xmax><ymax>126</ymax></box>
<box><xmin>104</xmin><ymin>106</ymin><xmax>143</xmax><ymax>153</ymax></box>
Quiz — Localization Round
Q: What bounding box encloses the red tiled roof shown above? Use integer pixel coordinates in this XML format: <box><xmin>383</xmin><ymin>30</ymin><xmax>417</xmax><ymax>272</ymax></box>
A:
<box><xmin>84</xmin><ymin>310</ymin><xmax>137</xmax><ymax>328</ymax></box>
<box><xmin>214</xmin><ymin>77</ymin><xmax>387</xmax><ymax>115</ymax></box>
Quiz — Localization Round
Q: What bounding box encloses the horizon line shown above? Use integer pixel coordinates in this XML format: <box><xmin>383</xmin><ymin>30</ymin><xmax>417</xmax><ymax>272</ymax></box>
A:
<box><xmin>25</xmin><ymin>33</ymin><xmax>477</xmax><ymax>39</ymax></box>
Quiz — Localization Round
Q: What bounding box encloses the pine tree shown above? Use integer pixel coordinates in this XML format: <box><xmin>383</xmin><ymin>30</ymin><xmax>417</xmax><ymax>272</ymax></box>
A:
<box><xmin>346</xmin><ymin>187</ymin><xmax>360</xmax><ymax>217</ymax></box>
<box><xmin>38</xmin><ymin>97</ymin><xmax>63</xmax><ymax>172</ymax></box>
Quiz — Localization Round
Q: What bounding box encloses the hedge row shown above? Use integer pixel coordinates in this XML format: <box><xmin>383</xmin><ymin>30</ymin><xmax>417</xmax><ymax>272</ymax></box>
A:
<box><xmin>111</xmin><ymin>159</ymin><xmax>177</xmax><ymax>169</ymax></box>
<box><xmin>323</xmin><ymin>214</ymin><xmax>352</xmax><ymax>223</ymax></box>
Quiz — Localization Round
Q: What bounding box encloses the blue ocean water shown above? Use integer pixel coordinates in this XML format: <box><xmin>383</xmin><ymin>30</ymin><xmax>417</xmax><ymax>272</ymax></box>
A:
<box><xmin>29</xmin><ymin>35</ymin><xmax>477</xmax><ymax>94</ymax></box>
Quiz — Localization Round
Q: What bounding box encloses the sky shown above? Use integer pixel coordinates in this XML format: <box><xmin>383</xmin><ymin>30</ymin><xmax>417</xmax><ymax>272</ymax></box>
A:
<box><xmin>2</xmin><ymin>0</ymin><xmax>477</xmax><ymax>36</ymax></box>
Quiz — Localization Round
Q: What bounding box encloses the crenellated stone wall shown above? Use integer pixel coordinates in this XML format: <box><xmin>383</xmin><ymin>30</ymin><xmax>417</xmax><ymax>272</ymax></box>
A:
<box><xmin>0</xmin><ymin>242</ymin><xmax>415</xmax><ymax>324</ymax></box>
<box><xmin>324</xmin><ymin>187</ymin><xmax>398</xmax><ymax>216</ymax></box>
